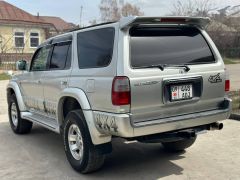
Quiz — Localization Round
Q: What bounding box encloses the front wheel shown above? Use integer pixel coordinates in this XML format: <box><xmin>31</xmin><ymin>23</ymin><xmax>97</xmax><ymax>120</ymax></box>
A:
<box><xmin>63</xmin><ymin>110</ymin><xmax>105</xmax><ymax>174</ymax></box>
<box><xmin>8</xmin><ymin>94</ymin><xmax>32</xmax><ymax>134</ymax></box>
<box><xmin>162</xmin><ymin>137</ymin><xmax>197</xmax><ymax>152</ymax></box>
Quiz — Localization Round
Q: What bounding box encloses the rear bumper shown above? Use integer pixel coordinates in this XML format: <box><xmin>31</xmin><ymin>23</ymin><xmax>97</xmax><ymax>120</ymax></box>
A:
<box><xmin>93</xmin><ymin>98</ymin><xmax>232</xmax><ymax>138</ymax></box>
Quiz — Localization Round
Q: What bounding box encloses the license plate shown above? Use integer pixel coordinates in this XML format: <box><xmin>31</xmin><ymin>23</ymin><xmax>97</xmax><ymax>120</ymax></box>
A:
<box><xmin>171</xmin><ymin>84</ymin><xmax>193</xmax><ymax>101</ymax></box>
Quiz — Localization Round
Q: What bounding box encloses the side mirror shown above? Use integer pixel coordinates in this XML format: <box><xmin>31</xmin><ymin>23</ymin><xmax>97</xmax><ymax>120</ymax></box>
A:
<box><xmin>16</xmin><ymin>60</ymin><xmax>27</xmax><ymax>71</ymax></box>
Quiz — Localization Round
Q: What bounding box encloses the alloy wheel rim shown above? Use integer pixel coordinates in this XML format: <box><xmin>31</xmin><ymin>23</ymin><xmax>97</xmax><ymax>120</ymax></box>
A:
<box><xmin>11</xmin><ymin>103</ymin><xmax>18</xmax><ymax>127</ymax></box>
<box><xmin>68</xmin><ymin>124</ymin><xmax>84</xmax><ymax>161</ymax></box>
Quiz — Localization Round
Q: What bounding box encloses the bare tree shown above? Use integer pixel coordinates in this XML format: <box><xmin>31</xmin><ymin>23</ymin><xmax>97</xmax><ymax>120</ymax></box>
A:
<box><xmin>99</xmin><ymin>0</ymin><xmax>144</xmax><ymax>23</ymax></box>
<box><xmin>121</xmin><ymin>3</ymin><xmax>144</xmax><ymax>17</ymax></box>
<box><xmin>221</xmin><ymin>17</ymin><xmax>240</xmax><ymax>58</ymax></box>
<box><xmin>195</xmin><ymin>0</ymin><xmax>215</xmax><ymax>16</ymax></box>
<box><xmin>0</xmin><ymin>28</ymin><xmax>31</xmax><ymax>64</ymax></box>
<box><xmin>170</xmin><ymin>0</ymin><xmax>214</xmax><ymax>17</ymax></box>
<box><xmin>0</xmin><ymin>34</ymin><xmax>14</xmax><ymax>54</ymax></box>
<box><xmin>99</xmin><ymin>0</ymin><xmax>120</xmax><ymax>22</ymax></box>
<box><xmin>0</xmin><ymin>34</ymin><xmax>15</xmax><ymax>64</ymax></box>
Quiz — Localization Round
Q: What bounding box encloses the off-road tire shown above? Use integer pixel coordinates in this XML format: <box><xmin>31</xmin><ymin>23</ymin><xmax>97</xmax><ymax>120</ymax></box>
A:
<box><xmin>8</xmin><ymin>94</ymin><xmax>32</xmax><ymax>134</ymax></box>
<box><xmin>63</xmin><ymin>110</ymin><xmax>105</xmax><ymax>174</ymax></box>
<box><xmin>162</xmin><ymin>137</ymin><xmax>197</xmax><ymax>152</ymax></box>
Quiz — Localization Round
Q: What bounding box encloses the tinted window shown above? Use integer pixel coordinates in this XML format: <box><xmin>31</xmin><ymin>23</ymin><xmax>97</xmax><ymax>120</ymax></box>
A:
<box><xmin>50</xmin><ymin>42</ymin><xmax>71</xmax><ymax>70</ymax></box>
<box><xmin>130</xmin><ymin>27</ymin><xmax>215</xmax><ymax>68</ymax></box>
<box><xmin>65</xmin><ymin>44</ymin><xmax>72</xmax><ymax>69</ymax></box>
<box><xmin>31</xmin><ymin>46</ymin><xmax>51</xmax><ymax>71</ymax></box>
<box><xmin>77</xmin><ymin>28</ymin><xmax>115</xmax><ymax>68</ymax></box>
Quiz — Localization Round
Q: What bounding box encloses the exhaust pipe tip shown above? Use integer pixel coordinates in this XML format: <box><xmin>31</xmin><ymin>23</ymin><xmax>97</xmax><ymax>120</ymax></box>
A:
<box><xmin>218</xmin><ymin>123</ymin><xmax>223</xmax><ymax>130</ymax></box>
<box><xmin>208</xmin><ymin>122</ymin><xmax>223</xmax><ymax>130</ymax></box>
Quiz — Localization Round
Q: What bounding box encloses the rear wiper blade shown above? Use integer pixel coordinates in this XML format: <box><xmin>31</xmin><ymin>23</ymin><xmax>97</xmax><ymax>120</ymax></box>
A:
<box><xmin>164</xmin><ymin>64</ymin><xmax>190</xmax><ymax>72</ymax></box>
<box><xmin>135</xmin><ymin>64</ymin><xmax>190</xmax><ymax>72</ymax></box>
<box><xmin>135</xmin><ymin>64</ymin><xmax>165</xmax><ymax>71</ymax></box>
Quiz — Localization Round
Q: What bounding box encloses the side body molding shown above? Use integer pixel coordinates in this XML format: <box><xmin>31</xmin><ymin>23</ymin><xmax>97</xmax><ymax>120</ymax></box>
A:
<box><xmin>57</xmin><ymin>88</ymin><xmax>111</xmax><ymax>145</ymax></box>
<box><xmin>7</xmin><ymin>81</ymin><xmax>27</xmax><ymax>111</ymax></box>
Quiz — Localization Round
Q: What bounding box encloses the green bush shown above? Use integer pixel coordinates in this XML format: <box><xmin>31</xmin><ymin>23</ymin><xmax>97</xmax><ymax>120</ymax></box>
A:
<box><xmin>0</xmin><ymin>73</ymin><xmax>11</xmax><ymax>80</ymax></box>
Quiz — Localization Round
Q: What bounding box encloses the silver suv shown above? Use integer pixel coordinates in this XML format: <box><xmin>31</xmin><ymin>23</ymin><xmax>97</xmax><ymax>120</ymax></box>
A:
<box><xmin>7</xmin><ymin>16</ymin><xmax>232</xmax><ymax>173</ymax></box>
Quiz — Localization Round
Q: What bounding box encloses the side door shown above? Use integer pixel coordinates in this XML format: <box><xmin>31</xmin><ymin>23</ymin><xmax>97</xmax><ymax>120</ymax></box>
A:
<box><xmin>19</xmin><ymin>46</ymin><xmax>51</xmax><ymax>114</ymax></box>
<box><xmin>41</xmin><ymin>38</ymin><xmax>72</xmax><ymax>118</ymax></box>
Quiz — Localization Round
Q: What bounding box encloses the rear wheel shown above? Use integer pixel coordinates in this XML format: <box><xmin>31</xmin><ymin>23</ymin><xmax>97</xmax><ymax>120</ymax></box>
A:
<box><xmin>63</xmin><ymin>110</ymin><xmax>105</xmax><ymax>173</ymax></box>
<box><xmin>8</xmin><ymin>94</ymin><xmax>32</xmax><ymax>134</ymax></box>
<box><xmin>162</xmin><ymin>137</ymin><xmax>197</xmax><ymax>152</ymax></box>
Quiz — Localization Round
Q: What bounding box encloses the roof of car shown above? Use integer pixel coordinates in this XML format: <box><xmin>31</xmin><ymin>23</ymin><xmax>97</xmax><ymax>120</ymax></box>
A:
<box><xmin>69</xmin><ymin>16</ymin><xmax>210</xmax><ymax>33</ymax></box>
<box><xmin>39</xmin><ymin>16</ymin><xmax>211</xmax><ymax>48</ymax></box>
<box><xmin>68</xmin><ymin>21</ymin><xmax>116</xmax><ymax>32</ymax></box>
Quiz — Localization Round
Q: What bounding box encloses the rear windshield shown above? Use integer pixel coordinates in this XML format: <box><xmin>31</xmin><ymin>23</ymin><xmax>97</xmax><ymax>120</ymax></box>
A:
<box><xmin>130</xmin><ymin>27</ymin><xmax>215</xmax><ymax>68</ymax></box>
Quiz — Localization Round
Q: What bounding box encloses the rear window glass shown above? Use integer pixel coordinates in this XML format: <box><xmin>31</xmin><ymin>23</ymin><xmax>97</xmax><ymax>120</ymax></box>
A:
<box><xmin>130</xmin><ymin>27</ymin><xmax>215</xmax><ymax>68</ymax></box>
<box><xmin>77</xmin><ymin>28</ymin><xmax>115</xmax><ymax>68</ymax></box>
<box><xmin>50</xmin><ymin>42</ymin><xmax>71</xmax><ymax>70</ymax></box>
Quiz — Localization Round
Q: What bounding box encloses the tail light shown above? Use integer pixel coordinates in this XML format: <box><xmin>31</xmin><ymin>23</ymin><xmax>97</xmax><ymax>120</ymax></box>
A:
<box><xmin>225</xmin><ymin>80</ymin><xmax>230</xmax><ymax>92</ymax></box>
<box><xmin>112</xmin><ymin>76</ymin><xmax>130</xmax><ymax>106</ymax></box>
<box><xmin>159</xmin><ymin>18</ymin><xmax>186</xmax><ymax>23</ymax></box>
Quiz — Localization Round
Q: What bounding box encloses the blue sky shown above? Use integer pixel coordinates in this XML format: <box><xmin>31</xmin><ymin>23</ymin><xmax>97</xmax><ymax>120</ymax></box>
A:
<box><xmin>5</xmin><ymin>0</ymin><xmax>240</xmax><ymax>26</ymax></box>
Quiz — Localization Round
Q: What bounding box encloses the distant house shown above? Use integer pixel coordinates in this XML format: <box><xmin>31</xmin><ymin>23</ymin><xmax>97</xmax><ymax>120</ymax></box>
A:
<box><xmin>0</xmin><ymin>1</ymin><xmax>76</xmax><ymax>63</ymax></box>
<box><xmin>39</xmin><ymin>16</ymin><xmax>77</xmax><ymax>36</ymax></box>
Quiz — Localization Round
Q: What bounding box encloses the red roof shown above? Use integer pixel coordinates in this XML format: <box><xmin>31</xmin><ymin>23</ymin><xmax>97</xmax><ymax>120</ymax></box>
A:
<box><xmin>40</xmin><ymin>16</ymin><xmax>77</xmax><ymax>31</ymax></box>
<box><xmin>0</xmin><ymin>0</ymin><xmax>51</xmax><ymax>25</ymax></box>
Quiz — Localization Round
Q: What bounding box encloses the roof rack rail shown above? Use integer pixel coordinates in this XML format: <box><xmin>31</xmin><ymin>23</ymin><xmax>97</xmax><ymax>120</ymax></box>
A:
<box><xmin>68</xmin><ymin>21</ymin><xmax>116</xmax><ymax>32</ymax></box>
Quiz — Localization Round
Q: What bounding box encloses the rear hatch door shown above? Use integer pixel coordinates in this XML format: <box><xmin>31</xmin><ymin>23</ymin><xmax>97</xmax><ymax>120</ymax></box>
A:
<box><xmin>128</xmin><ymin>26</ymin><xmax>225</xmax><ymax>124</ymax></box>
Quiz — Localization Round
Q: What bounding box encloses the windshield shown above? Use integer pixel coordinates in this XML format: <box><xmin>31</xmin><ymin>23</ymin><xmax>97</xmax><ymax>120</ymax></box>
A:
<box><xmin>130</xmin><ymin>26</ymin><xmax>215</xmax><ymax>68</ymax></box>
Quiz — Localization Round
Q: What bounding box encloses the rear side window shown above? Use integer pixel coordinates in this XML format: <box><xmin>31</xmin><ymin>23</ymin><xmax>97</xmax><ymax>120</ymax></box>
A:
<box><xmin>50</xmin><ymin>42</ymin><xmax>72</xmax><ymax>70</ymax></box>
<box><xmin>130</xmin><ymin>27</ymin><xmax>215</xmax><ymax>68</ymax></box>
<box><xmin>77</xmin><ymin>28</ymin><xmax>115</xmax><ymax>68</ymax></box>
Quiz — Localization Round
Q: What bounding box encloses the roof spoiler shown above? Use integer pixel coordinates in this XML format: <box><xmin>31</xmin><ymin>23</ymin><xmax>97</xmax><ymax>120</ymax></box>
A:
<box><xmin>119</xmin><ymin>16</ymin><xmax>211</xmax><ymax>30</ymax></box>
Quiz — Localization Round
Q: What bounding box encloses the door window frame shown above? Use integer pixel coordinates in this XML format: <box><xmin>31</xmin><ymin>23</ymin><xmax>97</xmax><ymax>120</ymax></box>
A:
<box><xmin>48</xmin><ymin>41</ymin><xmax>72</xmax><ymax>71</ymax></box>
<box><xmin>30</xmin><ymin>35</ymin><xmax>73</xmax><ymax>72</ymax></box>
<box><xmin>30</xmin><ymin>45</ymin><xmax>52</xmax><ymax>72</ymax></box>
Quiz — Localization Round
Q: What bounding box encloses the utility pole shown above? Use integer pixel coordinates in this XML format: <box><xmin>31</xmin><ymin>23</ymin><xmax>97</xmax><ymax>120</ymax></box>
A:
<box><xmin>80</xmin><ymin>6</ymin><xmax>83</xmax><ymax>27</ymax></box>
